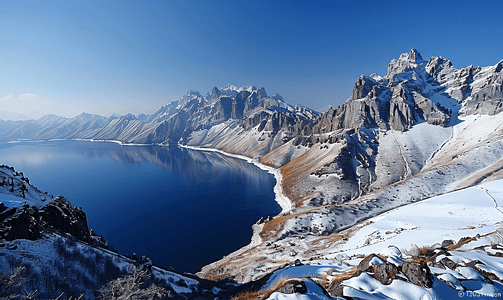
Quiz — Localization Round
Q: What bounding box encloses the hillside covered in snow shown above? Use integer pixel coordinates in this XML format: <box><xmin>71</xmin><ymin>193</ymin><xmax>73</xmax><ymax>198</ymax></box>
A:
<box><xmin>1</xmin><ymin>49</ymin><xmax>503</xmax><ymax>299</ymax></box>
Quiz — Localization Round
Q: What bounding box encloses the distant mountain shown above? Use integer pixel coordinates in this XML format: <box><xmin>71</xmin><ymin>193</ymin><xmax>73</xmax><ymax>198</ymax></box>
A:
<box><xmin>2</xmin><ymin>50</ymin><xmax>503</xmax><ymax>295</ymax></box>
<box><xmin>0</xmin><ymin>110</ymin><xmax>32</xmax><ymax>121</ymax></box>
<box><xmin>0</xmin><ymin>85</ymin><xmax>319</xmax><ymax>146</ymax></box>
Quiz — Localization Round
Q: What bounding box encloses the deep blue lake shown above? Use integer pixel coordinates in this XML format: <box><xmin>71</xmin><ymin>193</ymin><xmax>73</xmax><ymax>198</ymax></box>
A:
<box><xmin>0</xmin><ymin>140</ymin><xmax>280</xmax><ymax>272</ymax></box>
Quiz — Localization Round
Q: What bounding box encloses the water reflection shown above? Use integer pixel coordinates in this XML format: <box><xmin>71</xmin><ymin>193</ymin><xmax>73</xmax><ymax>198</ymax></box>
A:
<box><xmin>76</xmin><ymin>143</ymin><xmax>263</xmax><ymax>189</ymax></box>
<box><xmin>0</xmin><ymin>140</ymin><xmax>278</xmax><ymax>272</ymax></box>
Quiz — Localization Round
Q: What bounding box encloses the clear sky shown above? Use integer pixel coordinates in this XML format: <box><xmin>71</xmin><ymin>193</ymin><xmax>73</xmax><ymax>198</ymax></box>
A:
<box><xmin>1</xmin><ymin>0</ymin><xmax>502</xmax><ymax>119</ymax></box>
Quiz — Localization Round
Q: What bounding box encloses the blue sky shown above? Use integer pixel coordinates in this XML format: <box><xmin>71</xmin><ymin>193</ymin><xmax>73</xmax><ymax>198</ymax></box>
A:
<box><xmin>1</xmin><ymin>0</ymin><xmax>502</xmax><ymax>118</ymax></box>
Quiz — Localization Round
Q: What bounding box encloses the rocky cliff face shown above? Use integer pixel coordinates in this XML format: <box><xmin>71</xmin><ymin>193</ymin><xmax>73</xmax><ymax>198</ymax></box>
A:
<box><xmin>0</xmin><ymin>165</ymin><xmax>107</xmax><ymax>247</ymax></box>
<box><xmin>312</xmin><ymin>49</ymin><xmax>453</xmax><ymax>133</ymax></box>
<box><xmin>0</xmin><ymin>198</ymin><xmax>107</xmax><ymax>247</ymax></box>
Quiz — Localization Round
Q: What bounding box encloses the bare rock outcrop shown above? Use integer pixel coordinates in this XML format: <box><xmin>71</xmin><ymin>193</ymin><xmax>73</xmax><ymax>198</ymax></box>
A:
<box><xmin>0</xmin><ymin>194</ymin><xmax>107</xmax><ymax>247</ymax></box>
<box><xmin>40</xmin><ymin>195</ymin><xmax>94</xmax><ymax>243</ymax></box>
<box><xmin>312</xmin><ymin>49</ymin><xmax>452</xmax><ymax>133</ymax></box>
<box><xmin>0</xmin><ymin>203</ymin><xmax>41</xmax><ymax>241</ymax></box>
<box><xmin>401</xmin><ymin>261</ymin><xmax>433</xmax><ymax>288</ymax></box>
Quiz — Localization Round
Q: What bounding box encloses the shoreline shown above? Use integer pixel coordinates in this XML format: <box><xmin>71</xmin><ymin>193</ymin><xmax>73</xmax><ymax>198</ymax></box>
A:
<box><xmin>179</xmin><ymin>144</ymin><xmax>292</xmax><ymax>214</ymax></box>
<box><xmin>6</xmin><ymin>138</ymin><xmax>293</xmax><ymax>213</ymax></box>
<box><xmin>4</xmin><ymin>138</ymin><xmax>292</xmax><ymax>269</ymax></box>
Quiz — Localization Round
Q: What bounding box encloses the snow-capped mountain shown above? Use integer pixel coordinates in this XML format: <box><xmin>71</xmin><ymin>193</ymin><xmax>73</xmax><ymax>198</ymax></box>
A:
<box><xmin>0</xmin><ymin>110</ymin><xmax>32</xmax><ymax>121</ymax></box>
<box><xmin>0</xmin><ymin>85</ymin><xmax>318</xmax><ymax>146</ymax></box>
<box><xmin>190</xmin><ymin>50</ymin><xmax>503</xmax><ymax>285</ymax></box>
<box><xmin>1</xmin><ymin>49</ymin><xmax>503</xmax><ymax>299</ymax></box>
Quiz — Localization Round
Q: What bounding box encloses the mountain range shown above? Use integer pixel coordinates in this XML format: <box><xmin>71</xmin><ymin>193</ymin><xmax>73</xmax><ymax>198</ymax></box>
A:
<box><xmin>1</xmin><ymin>49</ymin><xmax>503</xmax><ymax>299</ymax></box>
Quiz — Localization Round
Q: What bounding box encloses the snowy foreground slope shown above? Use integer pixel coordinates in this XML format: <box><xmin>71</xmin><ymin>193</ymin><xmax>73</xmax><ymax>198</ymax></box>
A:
<box><xmin>235</xmin><ymin>180</ymin><xmax>503</xmax><ymax>299</ymax></box>
<box><xmin>2</xmin><ymin>166</ymin><xmax>503</xmax><ymax>299</ymax></box>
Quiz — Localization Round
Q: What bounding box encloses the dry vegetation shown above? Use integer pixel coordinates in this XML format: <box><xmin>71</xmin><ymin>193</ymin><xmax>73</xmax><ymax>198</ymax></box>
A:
<box><xmin>449</xmin><ymin>237</ymin><xmax>478</xmax><ymax>250</ymax></box>
<box><xmin>231</xmin><ymin>290</ymin><xmax>262</xmax><ymax>300</ymax></box>
<box><xmin>326</xmin><ymin>268</ymin><xmax>356</xmax><ymax>291</ymax></box>
<box><xmin>230</xmin><ymin>277</ymin><xmax>290</xmax><ymax>300</ymax></box>
<box><xmin>279</xmin><ymin>145</ymin><xmax>341</xmax><ymax>204</ymax></box>
<box><xmin>260</xmin><ymin>207</ymin><xmax>322</xmax><ymax>238</ymax></box>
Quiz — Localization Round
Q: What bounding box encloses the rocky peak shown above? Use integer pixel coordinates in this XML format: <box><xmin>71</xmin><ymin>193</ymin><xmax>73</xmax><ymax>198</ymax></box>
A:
<box><xmin>425</xmin><ymin>56</ymin><xmax>455</xmax><ymax>81</ymax></box>
<box><xmin>400</xmin><ymin>48</ymin><xmax>425</xmax><ymax>63</ymax></box>
<box><xmin>120</xmin><ymin>113</ymin><xmax>137</xmax><ymax>121</ymax></box>
<box><xmin>185</xmin><ymin>89</ymin><xmax>202</xmax><ymax>98</ymax></box>
<box><xmin>387</xmin><ymin>49</ymin><xmax>427</xmax><ymax>78</ymax></box>
<box><xmin>240</xmin><ymin>85</ymin><xmax>257</xmax><ymax>92</ymax></box>
<box><xmin>271</xmin><ymin>93</ymin><xmax>284</xmax><ymax>101</ymax></box>
<box><xmin>351</xmin><ymin>75</ymin><xmax>378</xmax><ymax>100</ymax></box>
<box><xmin>211</xmin><ymin>86</ymin><xmax>221</xmax><ymax>99</ymax></box>
<box><xmin>257</xmin><ymin>87</ymin><xmax>268</xmax><ymax>98</ymax></box>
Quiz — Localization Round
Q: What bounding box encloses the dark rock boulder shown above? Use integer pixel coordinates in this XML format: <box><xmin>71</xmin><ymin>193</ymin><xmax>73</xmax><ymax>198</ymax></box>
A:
<box><xmin>355</xmin><ymin>254</ymin><xmax>383</xmax><ymax>277</ymax></box>
<box><xmin>439</xmin><ymin>257</ymin><xmax>458</xmax><ymax>270</ymax></box>
<box><xmin>40</xmin><ymin>196</ymin><xmax>92</xmax><ymax>243</ymax></box>
<box><xmin>0</xmin><ymin>203</ymin><xmax>41</xmax><ymax>241</ymax></box>
<box><xmin>441</xmin><ymin>239</ymin><xmax>455</xmax><ymax>248</ymax></box>
<box><xmin>90</xmin><ymin>229</ymin><xmax>108</xmax><ymax>248</ymax></box>
<box><xmin>401</xmin><ymin>262</ymin><xmax>433</xmax><ymax>288</ymax></box>
<box><xmin>0</xmin><ymin>196</ymin><xmax>108</xmax><ymax>248</ymax></box>
<box><xmin>326</xmin><ymin>282</ymin><xmax>345</xmax><ymax>298</ymax></box>
<box><xmin>372</xmin><ymin>263</ymin><xmax>399</xmax><ymax>285</ymax></box>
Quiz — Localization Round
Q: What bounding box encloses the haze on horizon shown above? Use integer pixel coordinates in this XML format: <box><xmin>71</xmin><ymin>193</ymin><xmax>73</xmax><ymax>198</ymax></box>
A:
<box><xmin>1</xmin><ymin>0</ymin><xmax>502</xmax><ymax>120</ymax></box>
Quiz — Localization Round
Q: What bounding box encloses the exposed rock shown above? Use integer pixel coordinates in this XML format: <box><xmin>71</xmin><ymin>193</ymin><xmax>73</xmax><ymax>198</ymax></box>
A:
<box><xmin>372</xmin><ymin>263</ymin><xmax>399</xmax><ymax>285</ymax></box>
<box><xmin>326</xmin><ymin>282</ymin><xmax>345</xmax><ymax>298</ymax></box>
<box><xmin>460</xmin><ymin>60</ymin><xmax>503</xmax><ymax>116</ymax></box>
<box><xmin>90</xmin><ymin>229</ymin><xmax>108</xmax><ymax>248</ymax></box>
<box><xmin>439</xmin><ymin>257</ymin><xmax>458</xmax><ymax>270</ymax></box>
<box><xmin>441</xmin><ymin>239</ymin><xmax>455</xmax><ymax>248</ymax></box>
<box><xmin>0</xmin><ymin>203</ymin><xmax>41</xmax><ymax>241</ymax></box>
<box><xmin>311</xmin><ymin>49</ymin><xmax>453</xmax><ymax>134</ymax></box>
<box><xmin>354</xmin><ymin>254</ymin><xmax>382</xmax><ymax>276</ymax></box>
<box><xmin>41</xmin><ymin>196</ymin><xmax>92</xmax><ymax>243</ymax></box>
<box><xmin>401</xmin><ymin>261</ymin><xmax>433</xmax><ymax>288</ymax></box>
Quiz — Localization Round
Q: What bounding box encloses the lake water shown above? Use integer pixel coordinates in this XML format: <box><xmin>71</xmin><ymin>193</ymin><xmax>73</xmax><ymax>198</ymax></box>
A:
<box><xmin>0</xmin><ymin>140</ymin><xmax>280</xmax><ymax>272</ymax></box>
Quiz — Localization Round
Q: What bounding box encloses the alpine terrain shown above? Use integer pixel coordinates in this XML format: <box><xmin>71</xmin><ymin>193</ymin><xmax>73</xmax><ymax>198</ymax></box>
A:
<box><xmin>2</xmin><ymin>49</ymin><xmax>503</xmax><ymax>299</ymax></box>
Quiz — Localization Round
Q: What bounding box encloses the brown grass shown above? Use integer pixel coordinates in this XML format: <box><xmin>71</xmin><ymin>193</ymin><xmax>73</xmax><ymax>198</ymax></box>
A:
<box><xmin>279</xmin><ymin>145</ymin><xmax>341</xmax><ymax>204</ymax></box>
<box><xmin>449</xmin><ymin>236</ymin><xmax>478</xmax><ymax>250</ymax></box>
<box><xmin>409</xmin><ymin>257</ymin><xmax>428</xmax><ymax>264</ymax></box>
<box><xmin>231</xmin><ymin>290</ymin><xmax>262</xmax><ymax>300</ymax></box>
<box><xmin>260</xmin><ymin>277</ymin><xmax>290</xmax><ymax>299</ymax></box>
<box><xmin>417</xmin><ymin>244</ymin><xmax>434</xmax><ymax>257</ymax></box>
<box><xmin>224</xmin><ymin>256</ymin><xmax>268</xmax><ymax>266</ymax></box>
<box><xmin>201</xmin><ymin>257</ymin><xmax>290</xmax><ymax>282</ymax></box>
<box><xmin>326</xmin><ymin>268</ymin><xmax>356</xmax><ymax>290</ymax></box>
<box><xmin>377</xmin><ymin>254</ymin><xmax>388</xmax><ymax>261</ymax></box>
<box><xmin>259</xmin><ymin>207</ymin><xmax>323</xmax><ymax>238</ymax></box>
<box><xmin>232</xmin><ymin>277</ymin><xmax>312</xmax><ymax>300</ymax></box>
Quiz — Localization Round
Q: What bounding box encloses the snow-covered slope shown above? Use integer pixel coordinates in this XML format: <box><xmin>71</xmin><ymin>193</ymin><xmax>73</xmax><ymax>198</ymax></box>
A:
<box><xmin>197</xmin><ymin>50</ymin><xmax>503</xmax><ymax>285</ymax></box>
<box><xmin>229</xmin><ymin>179</ymin><xmax>503</xmax><ymax>299</ymax></box>
<box><xmin>0</xmin><ymin>164</ymin><xmax>50</xmax><ymax>208</ymax></box>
